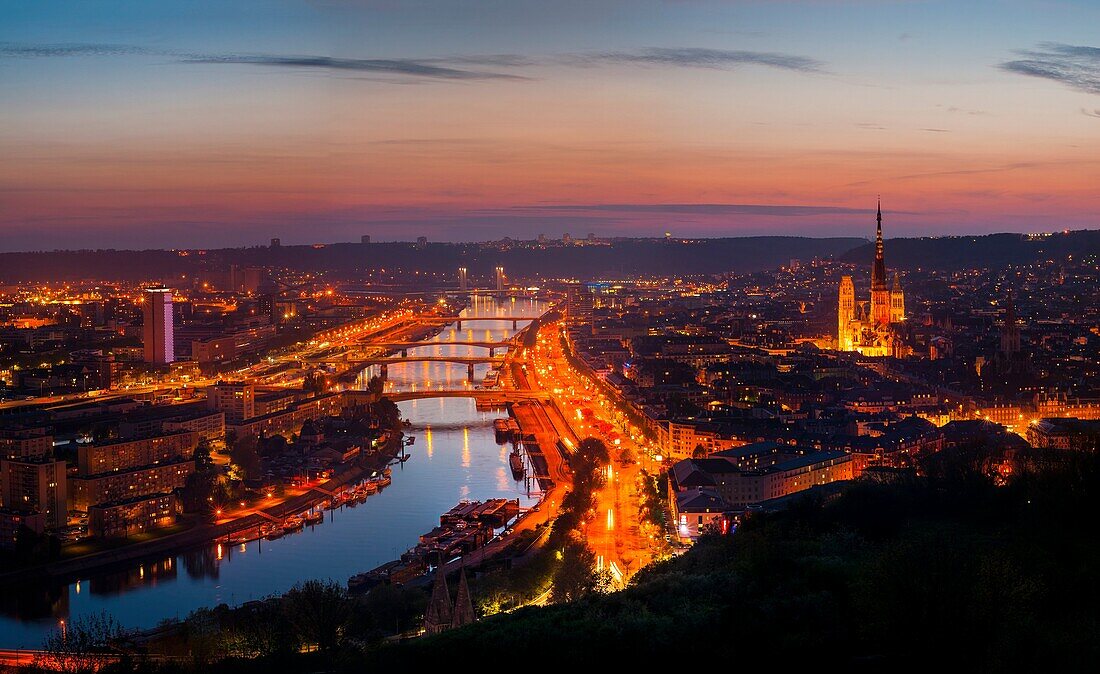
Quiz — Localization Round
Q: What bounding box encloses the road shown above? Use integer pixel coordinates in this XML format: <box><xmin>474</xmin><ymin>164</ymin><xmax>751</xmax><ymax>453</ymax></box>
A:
<box><xmin>508</xmin><ymin>318</ymin><xmax>656</xmax><ymax>586</ymax></box>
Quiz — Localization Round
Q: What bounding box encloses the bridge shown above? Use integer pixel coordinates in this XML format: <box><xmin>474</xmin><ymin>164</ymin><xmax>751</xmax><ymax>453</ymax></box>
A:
<box><xmin>420</xmin><ymin>315</ymin><xmax>544</xmax><ymax>329</ymax></box>
<box><xmin>368</xmin><ymin>340</ymin><xmax>513</xmax><ymax>356</ymax></box>
<box><xmin>384</xmin><ymin>389</ymin><xmax>550</xmax><ymax>403</ymax></box>
<box><xmin>342</xmin><ymin>288</ymin><xmax>545</xmax><ymax>298</ymax></box>
<box><xmin>344</xmin><ymin>355</ymin><xmax>505</xmax><ymax>381</ymax></box>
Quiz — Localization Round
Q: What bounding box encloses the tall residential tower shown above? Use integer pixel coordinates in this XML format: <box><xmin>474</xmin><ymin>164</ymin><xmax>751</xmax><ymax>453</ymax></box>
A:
<box><xmin>142</xmin><ymin>287</ymin><xmax>175</xmax><ymax>364</ymax></box>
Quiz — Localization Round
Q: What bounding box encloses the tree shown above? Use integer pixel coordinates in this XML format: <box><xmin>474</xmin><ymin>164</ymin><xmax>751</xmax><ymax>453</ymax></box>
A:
<box><xmin>371</xmin><ymin>397</ymin><xmax>403</xmax><ymax>431</ymax></box>
<box><xmin>282</xmin><ymin>579</ymin><xmax>351</xmax><ymax>652</ymax></box>
<box><xmin>366</xmin><ymin>374</ymin><xmax>385</xmax><ymax>397</ymax></box>
<box><xmin>229</xmin><ymin>433</ymin><xmax>262</xmax><ymax>481</ymax></box>
<box><xmin>357</xmin><ymin>583</ymin><xmax>428</xmax><ymax>640</ymax></box>
<box><xmin>618</xmin><ymin>443</ymin><xmax>636</xmax><ymax>465</ymax></box>
<box><xmin>571</xmin><ymin>437</ymin><xmax>610</xmax><ymax>492</ymax></box>
<box><xmin>183</xmin><ymin>607</ymin><xmax>221</xmax><ymax>668</ymax></box>
<box><xmin>220</xmin><ymin>601</ymin><xmax>292</xmax><ymax>659</ymax></box>
<box><xmin>303</xmin><ymin>370</ymin><xmax>329</xmax><ymax>395</ymax></box>
<box><xmin>193</xmin><ymin>438</ymin><xmax>213</xmax><ymax>470</ymax></box>
<box><xmin>181</xmin><ymin>469</ymin><xmax>232</xmax><ymax>514</ymax></box>
<box><xmin>37</xmin><ymin>611</ymin><xmax>123</xmax><ymax>674</ymax></box>
<box><xmin>551</xmin><ymin>537</ymin><xmax>608</xmax><ymax>603</ymax></box>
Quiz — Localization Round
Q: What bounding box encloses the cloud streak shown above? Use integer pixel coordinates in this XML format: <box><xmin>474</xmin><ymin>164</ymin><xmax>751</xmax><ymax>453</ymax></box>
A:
<box><xmin>1</xmin><ymin>42</ymin><xmax>827</xmax><ymax>82</ymax></box>
<box><xmin>999</xmin><ymin>42</ymin><xmax>1100</xmax><ymax>95</ymax></box>
<box><xmin>180</xmin><ymin>54</ymin><xmax>528</xmax><ymax>80</ymax></box>
<box><xmin>581</xmin><ymin>47</ymin><xmax>825</xmax><ymax>73</ymax></box>
<box><xmin>0</xmin><ymin>42</ymin><xmax>528</xmax><ymax>81</ymax></box>
<box><xmin>0</xmin><ymin>43</ymin><xmax>150</xmax><ymax>58</ymax></box>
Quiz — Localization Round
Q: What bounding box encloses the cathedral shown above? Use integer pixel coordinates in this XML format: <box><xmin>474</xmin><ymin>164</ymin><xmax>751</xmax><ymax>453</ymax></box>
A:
<box><xmin>837</xmin><ymin>201</ymin><xmax>906</xmax><ymax>356</ymax></box>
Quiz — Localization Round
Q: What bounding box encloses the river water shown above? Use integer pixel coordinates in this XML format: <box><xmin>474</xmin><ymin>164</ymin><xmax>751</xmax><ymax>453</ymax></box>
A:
<box><xmin>0</xmin><ymin>295</ymin><xmax>545</xmax><ymax>649</ymax></box>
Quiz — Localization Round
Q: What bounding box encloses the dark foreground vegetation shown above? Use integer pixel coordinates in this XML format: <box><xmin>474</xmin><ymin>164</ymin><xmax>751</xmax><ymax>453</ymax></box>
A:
<box><xmin>21</xmin><ymin>445</ymin><xmax>1100</xmax><ymax>672</ymax></box>
<box><xmin>364</xmin><ymin>447</ymin><xmax>1100</xmax><ymax>670</ymax></box>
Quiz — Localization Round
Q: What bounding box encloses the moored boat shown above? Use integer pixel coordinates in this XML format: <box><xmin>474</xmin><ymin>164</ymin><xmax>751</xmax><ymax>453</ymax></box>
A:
<box><xmin>509</xmin><ymin>448</ymin><xmax>525</xmax><ymax>479</ymax></box>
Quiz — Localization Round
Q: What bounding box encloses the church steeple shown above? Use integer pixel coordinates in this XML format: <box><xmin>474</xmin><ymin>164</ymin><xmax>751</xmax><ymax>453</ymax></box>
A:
<box><xmin>423</xmin><ymin>565</ymin><xmax>453</xmax><ymax>634</ymax></box>
<box><xmin>872</xmin><ymin>198</ymin><xmax>887</xmax><ymax>291</ymax></box>
<box><xmin>1000</xmin><ymin>291</ymin><xmax>1021</xmax><ymax>356</ymax></box>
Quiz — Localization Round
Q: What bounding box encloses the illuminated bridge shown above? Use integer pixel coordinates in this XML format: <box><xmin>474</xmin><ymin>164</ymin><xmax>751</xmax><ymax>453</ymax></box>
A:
<box><xmin>383</xmin><ymin>389</ymin><xmax>550</xmax><ymax>404</ymax></box>
<box><xmin>419</xmin><ymin>315</ymin><xmax>544</xmax><ymax>329</ymax></box>
<box><xmin>343</xmin><ymin>355</ymin><xmax>505</xmax><ymax>381</ymax></box>
<box><xmin>368</xmin><ymin>340</ymin><xmax>514</xmax><ymax>356</ymax></box>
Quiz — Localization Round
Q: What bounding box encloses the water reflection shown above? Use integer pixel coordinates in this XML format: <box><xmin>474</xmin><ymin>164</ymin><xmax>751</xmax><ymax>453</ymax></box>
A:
<box><xmin>184</xmin><ymin>546</ymin><xmax>222</xmax><ymax>581</ymax></box>
<box><xmin>89</xmin><ymin>557</ymin><xmax>177</xmax><ymax>596</ymax></box>
<box><xmin>0</xmin><ymin>583</ymin><xmax>69</xmax><ymax>623</ymax></box>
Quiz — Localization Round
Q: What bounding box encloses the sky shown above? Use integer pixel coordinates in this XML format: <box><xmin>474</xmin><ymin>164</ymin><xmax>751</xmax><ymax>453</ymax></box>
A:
<box><xmin>1</xmin><ymin>0</ymin><xmax>1099</xmax><ymax>250</ymax></box>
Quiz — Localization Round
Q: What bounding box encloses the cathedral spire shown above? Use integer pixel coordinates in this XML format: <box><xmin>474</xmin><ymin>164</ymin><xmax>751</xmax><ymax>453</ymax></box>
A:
<box><xmin>872</xmin><ymin>198</ymin><xmax>887</xmax><ymax>290</ymax></box>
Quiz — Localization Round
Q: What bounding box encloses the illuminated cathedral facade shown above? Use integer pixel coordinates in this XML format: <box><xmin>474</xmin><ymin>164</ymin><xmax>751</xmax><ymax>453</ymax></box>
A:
<box><xmin>838</xmin><ymin>202</ymin><xmax>906</xmax><ymax>356</ymax></box>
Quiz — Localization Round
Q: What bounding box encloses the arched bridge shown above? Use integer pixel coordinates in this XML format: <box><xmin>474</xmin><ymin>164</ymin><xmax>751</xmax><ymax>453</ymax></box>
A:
<box><xmin>420</xmin><ymin>315</ymin><xmax>544</xmax><ymax>329</ymax></box>
<box><xmin>383</xmin><ymin>389</ymin><xmax>550</xmax><ymax>403</ymax></box>
<box><xmin>368</xmin><ymin>340</ymin><xmax>514</xmax><ymax>356</ymax></box>
<box><xmin>346</xmin><ymin>355</ymin><xmax>504</xmax><ymax>381</ymax></box>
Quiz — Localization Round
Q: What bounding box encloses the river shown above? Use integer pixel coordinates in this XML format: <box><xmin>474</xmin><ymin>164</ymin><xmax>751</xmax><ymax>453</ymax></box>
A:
<box><xmin>0</xmin><ymin>295</ymin><xmax>545</xmax><ymax>649</ymax></box>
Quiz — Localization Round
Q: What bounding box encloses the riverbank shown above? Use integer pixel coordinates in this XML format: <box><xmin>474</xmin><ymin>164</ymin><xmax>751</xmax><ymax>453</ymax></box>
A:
<box><xmin>0</xmin><ymin>430</ymin><xmax>405</xmax><ymax>590</ymax></box>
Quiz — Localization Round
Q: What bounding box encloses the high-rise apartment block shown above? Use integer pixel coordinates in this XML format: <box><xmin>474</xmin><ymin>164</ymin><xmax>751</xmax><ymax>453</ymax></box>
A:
<box><xmin>0</xmin><ymin>457</ymin><xmax>68</xmax><ymax>529</ymax></box>
<box><xmin>143</xmin><ymin>287</ymin><xmax>175</xmax><ymax>364</ymax></box>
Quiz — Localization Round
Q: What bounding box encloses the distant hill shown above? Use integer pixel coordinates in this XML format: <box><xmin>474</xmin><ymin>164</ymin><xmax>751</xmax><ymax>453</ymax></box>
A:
<box><xmin>842</xmin><ymin>229</ymin><xmax>1100</xmax><ymax>271</ymax></box>
<box><xmin>4</xmin><ymin>230</ymin><xmax>1095</xmax><ymax>283</ymax></box>
<box><xmin>0</xmin><ymin>237</ymin><xmax>865</xmax><ymax>283</ymax></box>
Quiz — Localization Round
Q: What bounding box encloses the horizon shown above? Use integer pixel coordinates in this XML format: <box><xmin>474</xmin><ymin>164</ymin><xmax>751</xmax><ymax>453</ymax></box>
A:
<box><xmin>2</xmin><ymin>227</ymin><xmax>1098</xmax><ymax>256</ymax></box>
<box><xmin>3</xmin><ymin>1</ymin><xmax>1100</xmax><ymax>250</ymax></box>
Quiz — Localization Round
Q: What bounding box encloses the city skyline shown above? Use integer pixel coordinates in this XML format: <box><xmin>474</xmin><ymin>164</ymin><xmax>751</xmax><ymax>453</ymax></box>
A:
<box><xmin>3</xmin><ymin>0</ymin><xmax>1100</xmax><ymax>251</ymax></box>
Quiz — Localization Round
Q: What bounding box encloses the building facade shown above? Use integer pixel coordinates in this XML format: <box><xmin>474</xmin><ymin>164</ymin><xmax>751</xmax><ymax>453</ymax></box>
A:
<box><xmin>89</xmin><ymin>493</ymin><xmax>180</xmax><ymax>538</ymax></box>
<box><xmin>77</xmin><ymin>431</ymin><xmax>199</xmax><ymax>475</ymax></box>
<box><xmin>207</xmin><ymin>381</ymin><xmax>256</xmax><ymax>423</ymax></box>
<box><xmin>71</xmin><ymin>459</ymin><xmax>194</xmax><ymax>512</ymax></box>
<box><xmin>0</xmin><ymin>427</ymin><xmax>53</xmax><ymax>461</ymax></box>
<box><xmin>0</xmin><ymin>509</ymin><xmax>46</xmax><ymax>550</ymax></box>
<box><xmin>0</xmin><ymin>457</ymin><xmax>68</xmax><ymax>529</ymax></box>
<box><xmin>142</xmin><ymin>287</ymin><xmax>175</xmax><ymax>364</ymax></box>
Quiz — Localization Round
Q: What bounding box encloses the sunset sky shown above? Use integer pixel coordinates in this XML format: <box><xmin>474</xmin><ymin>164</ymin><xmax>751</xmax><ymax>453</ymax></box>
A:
<box><xmin>2</xmin><ymin>0</ymin><xmax>1099</xmax><ymax>250</ymax></box>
